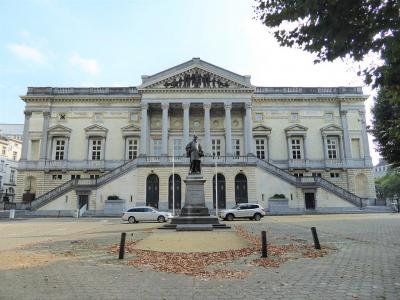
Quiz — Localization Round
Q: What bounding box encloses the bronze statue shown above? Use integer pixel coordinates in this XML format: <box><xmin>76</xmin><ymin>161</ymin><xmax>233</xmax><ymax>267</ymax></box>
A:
<box><xmin>186</xmin><ymin>135</ymin><xmax>204</xmax><ymax>174</ymax></box>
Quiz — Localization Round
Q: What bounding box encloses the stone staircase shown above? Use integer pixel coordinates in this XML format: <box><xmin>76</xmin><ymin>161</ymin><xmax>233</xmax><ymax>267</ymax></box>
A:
<box><xmin>26</xmin><ymin>159</ymin><xmax>138</xmax><ymax>210</ymax></box>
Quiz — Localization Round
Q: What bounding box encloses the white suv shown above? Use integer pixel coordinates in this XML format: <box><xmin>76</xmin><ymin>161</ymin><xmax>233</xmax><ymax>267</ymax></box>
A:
<box><xmin>122</xmin><ymin>206</ymin><xmax>172</xmax><ymax>223</ymax></box>
<box><xmin>219</xmin><ymin>203</ymin><xmax>266</xmax><ymax>221</ymax></box>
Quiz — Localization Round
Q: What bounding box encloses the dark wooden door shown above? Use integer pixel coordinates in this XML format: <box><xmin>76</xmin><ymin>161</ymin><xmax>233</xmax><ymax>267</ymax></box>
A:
<box><xmin>213</xmin><ymin>174</ymin><xmax>226</xmax><ymax>209</ymax></box>
<box><xmin>235</xmin><ymin>173</ymin><xmax>248</xmax><ymax>204</ymax></box>
<box><xmin>305</xmin><ymin>193</ymin><xmax>316</xmax><ymax>210</ymax></box>
<box><xmin>168</xmin><ymin>174</ymin><xmax>181</xmax><ymax>209</ymax></box>
<box><xmin>78</xmin><ymin>195</ymin><xmax>89</xmax><ymax>209</ymax></box>
<box><xmin>146</xmin><ymin>174</ymin><xmax>159</xmax><ymax>209</ymax></box>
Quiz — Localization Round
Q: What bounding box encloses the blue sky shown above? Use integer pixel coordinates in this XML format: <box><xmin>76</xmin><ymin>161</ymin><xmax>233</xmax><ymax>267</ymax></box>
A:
<box><xmin>0</xmin><ymin>0</ymin><xmax>378</xmax><ymax>161</ymax></box>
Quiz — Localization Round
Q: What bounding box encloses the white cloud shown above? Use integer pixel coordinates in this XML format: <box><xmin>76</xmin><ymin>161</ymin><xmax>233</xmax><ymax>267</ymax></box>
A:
<box><xmin>7</xmin><ymin>43</ymin><xmax>46</xmax><ymax>64</ymax></box>
<box><xmin>69</xmin><ymin>53</ymin><xmax>100</xmax><ymax>75</ymax></box>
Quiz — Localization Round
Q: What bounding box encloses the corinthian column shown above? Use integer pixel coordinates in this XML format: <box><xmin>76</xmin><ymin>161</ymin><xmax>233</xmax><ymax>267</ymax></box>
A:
<box><xmin>140</xmin><ymin>103</ymin><xmax>148</xmax><ymax>156</ymax></box>
<box><xmin>203</xmin><ymin>103</ymin><xmax>211</xmax><ymax>156</ymax></box>
<box><xmin>161</xmin><ymin>102</ymin><xmax>169</xmax><ymax>156</ymax></box>
<box><xmin>224</xmin><ymin>102</ymin><xmax>232</xmax><ymax>156</ymax></box>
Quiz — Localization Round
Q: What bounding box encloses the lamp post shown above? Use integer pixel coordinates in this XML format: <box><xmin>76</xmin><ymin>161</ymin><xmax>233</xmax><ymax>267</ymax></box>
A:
<box><xmin>215</xmin><ymin>160</ymin><xmax>218</xmax><ymax>217</ymax></box>
<box><xmin>172</xmin><ymin>143</ymin><xmax>175</xmax><ymax>216</ymax></box>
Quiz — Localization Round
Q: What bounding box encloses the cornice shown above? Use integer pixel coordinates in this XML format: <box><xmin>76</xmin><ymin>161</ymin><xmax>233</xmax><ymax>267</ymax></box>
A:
<box><xmin>21</xmin><ymin>95</ymin><xmax>140</xmax><ymax>103</ymax></box>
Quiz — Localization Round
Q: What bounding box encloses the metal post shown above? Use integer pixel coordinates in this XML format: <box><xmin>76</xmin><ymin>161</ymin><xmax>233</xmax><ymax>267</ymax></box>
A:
<box><xmin>397</xmin><ymin>198</ymin><xmax>400</xmax><ymax>213</ymax></box>
<box><xmin>119</xmin><ymin>232</ymin><xmax>127</xmax><ymax>259</ymax></box>
<box><xmin>172</xmin><ymin>144</ymin><xmax>175</xmax><ymax>216</ymax></box>
<box><xmin>261</xmin><ymin>230</ymin><xmax>267</xmax><ymax>257</ymax></box>
<box><xmin>215</xmin><ymin>161</ymin><xmax>218</xmax><ymax>217</ymax></box>
<box><xmin>311</xmin><ymin>227</ymin><xmax>321</xmax><ymax>250</ymax></box>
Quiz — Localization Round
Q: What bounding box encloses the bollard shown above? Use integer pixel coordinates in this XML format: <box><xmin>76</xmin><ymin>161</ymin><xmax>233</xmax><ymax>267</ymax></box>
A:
<box><xmin>119</xmin><ymin>232</ymin><xmax>127</xmax><ymax>259</ymax></box>
<box><xmin>261</xmin><ymin>230</ymin><xmax>267</xmax><ymax>257</ymax></box>
<box><xmin>311</xmin><ymin>227</ymin><xmax>321</xmax><ymax>250</ymax></box>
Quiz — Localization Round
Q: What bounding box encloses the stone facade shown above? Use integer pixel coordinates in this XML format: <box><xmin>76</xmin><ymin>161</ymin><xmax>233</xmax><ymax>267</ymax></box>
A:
<box><xmin>15</xmin><ymin>58</ymin><xmax>376</xmax><ymax>214</ymax></box>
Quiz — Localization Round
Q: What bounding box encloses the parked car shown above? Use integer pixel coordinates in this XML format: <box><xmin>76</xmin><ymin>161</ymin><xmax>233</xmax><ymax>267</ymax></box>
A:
<box><xmin>122</xmin><ymin>206</ymin><xmax>172</xmax><ymax>223</ymax></box>
<box><xmin>219</xmin><ymin>203</ymin><xmax>266</xmax><ymax>221</ymax></box>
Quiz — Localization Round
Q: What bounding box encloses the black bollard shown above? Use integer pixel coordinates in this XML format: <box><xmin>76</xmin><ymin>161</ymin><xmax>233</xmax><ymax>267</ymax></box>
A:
<box><xmin>311</xmin><ymin>227</ymin><xmax>321</xmax><ymax>250</ymax></box>
<box><xmin>119</xmin><ymin>232</ymin><xmax>127</xmax><ymax>259</ymax></box>
<box><xmin>261</xmin><ymin>230</ymin><xmax>267</xmax><ymax>257</ymax></box>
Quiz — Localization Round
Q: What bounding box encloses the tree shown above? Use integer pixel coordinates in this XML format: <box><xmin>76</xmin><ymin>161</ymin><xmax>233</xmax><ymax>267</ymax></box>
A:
<box><xmin>375</xmin><ymin>170</ymin><xmax>400</xmax><ymax>200</ymax></box>
<box><xmin>255</xmin><ymin>0</ymin><xmax>400</xmax><ymax>165</ymax></box>
<box><xmin>254</xmin><ymin>0</ymin><xmax>399</xmax><ymax>89</ymax></box>
<box><xmin>371</xmin><ymin>88</ymin><xmax>400</xmax><ymax>167</ymax></box>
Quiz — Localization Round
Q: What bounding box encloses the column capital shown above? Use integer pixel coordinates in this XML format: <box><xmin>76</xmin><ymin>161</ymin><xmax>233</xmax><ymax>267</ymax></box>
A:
<box><xmin>140</xmin><ymin>102</ymin><xmax>149</xmax><ymax>110</ymax></box>
<box><xmin>24</xmin><ymin>111</ymin><xmax>32</xmax><ymax>117</ymax></box>
<box><xmin>358</xmin><ymin>110</ymin><xmax>366</xmax><ymax>116</ymax></box>
<box><xmin>340</xmin><ymin>110</ymin><xmax>348</xmax><ymax>116</ymax></box>
<box><xmin>224</xmin><ymin>102</ymin><xmax>232</xmax><ymax>110</ymax></box>
<box><xmin>203</xmin><ymin>103</ymin><xmax>212</xmax><ymax>110</ymax></box>
<box><xmin>245</xmin><ymin>103</ymin><xmax>252</xmax><ymax>110</ymax></box>
<box><xmin>182</xmin><ymin>102</ymin><xmax>191</xmax><ymax>110</ymax></box>
<box><xmin>43</xmin><ymin>111</ymin><xmax>51</xmax><ymax>118</ymax></box>
<box><xmin>161</xmin><ymin>102</ymin><xmax>169</xmax><ymax>110</ymax></box>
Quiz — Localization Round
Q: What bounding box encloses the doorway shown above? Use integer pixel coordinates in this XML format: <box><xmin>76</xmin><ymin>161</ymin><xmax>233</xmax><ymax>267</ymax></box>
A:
<box><xmin>213</xmin><ymin>173</ymin><xmax>226</xmax><ymax>209</ymax></box>
<box><xmin>146</xmin><ymin>174</ymin><xmax>159</xmax><ymax>208</ymax></box>
<box><xmin>78</xmin><ymin>194</ymin><xmax>89</xmax><ymax>210</ymax></box>
<box><xmin>235</xmin><ymin>173</ymin><xmax>248</xmax><ymax>204</ymax></box>
<box><xmin>305</xmin><ymin>192</ymin><xmax>316</xmax><ymax>210</ymax></box>
<box><xmin>168</xmin><ymin>174</ymin><xmax>181</xmax><ymax>209</ymax></box>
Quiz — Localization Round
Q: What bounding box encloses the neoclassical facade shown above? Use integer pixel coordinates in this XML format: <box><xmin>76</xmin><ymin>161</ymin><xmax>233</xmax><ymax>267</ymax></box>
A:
<box><xmin>16</xmin><ymin>58</ymin><xmax>376</xmax><ymax>214</ymax></box>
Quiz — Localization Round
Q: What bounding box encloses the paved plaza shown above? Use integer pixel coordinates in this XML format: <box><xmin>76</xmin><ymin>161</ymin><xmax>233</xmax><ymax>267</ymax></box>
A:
<box><xmin>0</xmin><ymin>214</ymin><xmax>399</xmax><ymax>300</ymax></box>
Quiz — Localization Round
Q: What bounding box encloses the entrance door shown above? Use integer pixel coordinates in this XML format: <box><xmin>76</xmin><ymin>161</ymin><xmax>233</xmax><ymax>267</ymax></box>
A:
<box><xmin>305</xmin><ymin>193</ymin><xmax>316</xmax><ymax>210</ymax></box>
<box><xmin>78</xmin><ymin>195</ymin><xmax>89</xmax><ymax>209</ymax></box>
<box><xmin>235</xmin><ymin>173</ymin><xmax>248</xmax><ymax>204</ymax></box>
<box><xmin>168</xmin><ymin>174</ymin><xmax>181</xmax><ymax>209</ymax></box>
<box><xmin>146</xmin><ymin>174</ymin><xmax>159</xmax><ymax>208</ymax></box>
<box><xmin>213</xmin><ymin>173</ymin><xmax>226</xmax><ymax>209</ymax></box>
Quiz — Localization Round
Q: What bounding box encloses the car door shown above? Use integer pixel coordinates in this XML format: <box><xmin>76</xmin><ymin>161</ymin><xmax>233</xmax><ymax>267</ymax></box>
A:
<box><xmin>135</xmin><ymin>208</ymin><xmax>146</xmax><ymax>221</ymax></box>
<box><xmin>236</xmin><ymin>204</ymin><xmax>248</xmax><ymax>217</ymax></box>
<box><xmin>143</xmin><ymin>207</ymin><xmax>155</xmax><ymax>221</ymax></box>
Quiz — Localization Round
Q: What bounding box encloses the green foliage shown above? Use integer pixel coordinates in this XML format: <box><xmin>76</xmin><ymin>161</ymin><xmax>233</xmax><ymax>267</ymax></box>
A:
<box><xmin>271</xmin><ymin>194</ymin><xmax>286</xmax><ymax>199</ymax></box>
<box><xmin>254</xmin><ymin>0</ymin><xmax>400</xmax><ymax>89</ymax></box>
<box><xmin>371</xmin><ymin>88</ymin><xmax>400</xmax><ymax>166</ymax></box>
<box><xmin>375</xmin><ymin>170</ymin><xmax>400</xmax><ymax>199</ymax></box>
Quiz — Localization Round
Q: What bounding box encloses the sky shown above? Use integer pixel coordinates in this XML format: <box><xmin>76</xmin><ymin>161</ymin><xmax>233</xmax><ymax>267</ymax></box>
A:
<box><xmin>0</xmin><ymin>0</ymin><xmax>380</xmax><ymax>164</ymax></box>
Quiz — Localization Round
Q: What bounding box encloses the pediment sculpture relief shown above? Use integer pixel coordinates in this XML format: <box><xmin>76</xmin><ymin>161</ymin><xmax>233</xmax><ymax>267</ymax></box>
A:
<box><xmin>163</xmin><ymin>70</ymin><xmax>230</xmax><ymax>89</ymax></box>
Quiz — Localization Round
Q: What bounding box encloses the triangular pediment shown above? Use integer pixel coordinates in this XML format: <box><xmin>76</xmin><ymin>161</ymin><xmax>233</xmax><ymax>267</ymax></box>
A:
<box><xmin>48</xmin><ymin>124</ymin><xmax>72</xmax><ymax>136</ymax></box>
<box><xmin>320</xmin><ymin>124</ymin><xmax>343</xmax><ymax>132</ymax></box>
<box><xmin>138</xmin><ymin>58</ymin><xmax>254</xmax><ymax>91</ymax></box>
<box><xmin>121</xmin><ymin>124</ymin><xmax>141</xmax><ymax>137</ymax></box>
<box><xmin>284</xmin><ymin>124</ymin><xmax>308</xmax><ymax>132</ymax></box>
<box><xmin>84</xmin><ymin>124</ymin><xmax>108</xmax><ymax>137</ymax></box>
<box><xmin>253</xmin><ymin>125</ymin><xmax>272</xmax><ymax>132</ymax></box>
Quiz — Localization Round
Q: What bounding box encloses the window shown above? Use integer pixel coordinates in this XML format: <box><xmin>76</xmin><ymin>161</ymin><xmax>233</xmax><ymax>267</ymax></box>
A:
<box><xmin>255</xmin><ymin>138</ymin><xmax>266</xmax><ymax>159</ymax></box>
<box><xmin>52</xmin><ymin>174</ymin><xmax>63</xmax><ymax>180</ymax></box>
<box><xmin>12</xmin><ymin>151</ymin><xmax>17</xmax><ymax>161</ymax></box>
<box><xmin>90</xmin><ymin>139</ymin><xmax>102</xmax><ymax>160</ymax></box>
<box><xmin>10</xmin><ymin>169</ymin><xmax>15</xmax><ymax>183</ymax></box>
<box><xmin>312</xmin><ymin>172</ymin><xmax>322</xmax><ymax>177</ymax></box>
<box><xmin>71</xmin><ymin>174</ymin><xmax>81</xmax><ymax>180</ymax></box>
<box><xmin>294</xmin><ymin>173</ymin><xmax>304</xmax><ymax>177</ymax></box>
<box><xmin>212</xmin><ymin>139</ymin><xmax>221</xmax><ymax>157</ymax></box>
<box><xmin>330</xmin><ymin>172</ymin><xmax>340</xmax><ymax>178</ymax></box>
<box><xmin>1</xmin><ymin>146</ymin><xmax>5</xmax><ymax>155</ymax></box>
<box><xmin>54</xmin><ymin>139</ymin><xmax>65</xmax><ymax>160</ymax></box>
<box><xmin>130</xmin><ymin>113</ymin><xmax>138</xmax><ymax>122</ymax></box>
<box><xmin>173</xmin><ymin>138</ymin><xmax>182</xmax><ymax>156</ymax></box>
<box><xmin>290</xmin><ymin>113</ymin><xmax>299</xmax><ymax>122</ymax></box>
<box><xmin>90</xmin><ymin>174</ymin><xmax>100</xmax><ymax>179</ymax></box>
<box><xmin>127</xmin><ymin>138</ymin><xmax>139</xmax><ymax>160</ymax></box>
<box><xmin>351</xmin><ymin>138</ymin><xmax>361</xmax><ymax>159</ymax></box>
<box><xmin>232</xmin><ymin>139</ymin><xmax>241</xmax><ymax>156</ymax></box>
<box><xmin>153</xmin><ymin>139</ymin><xmax>161</xmax><ymax>156</ymax></box>
<box><xmin>94</xmin><ymin>113</ymin><xmax>103</xmax><ymax>122</ymax></box>
<box><xmin>255</xmin><ymin>113</ymin><xmax>263</xmax><ymax>121</ymax></box>
<box><xmin>291</xmin><ymin>138</ymin><xmax>302</xmax><ymax>159</ymax></box>
<box><xmin>326</xmin><ymin>137</ymin><xmax>338</xmax><ymax>159</ymax></box>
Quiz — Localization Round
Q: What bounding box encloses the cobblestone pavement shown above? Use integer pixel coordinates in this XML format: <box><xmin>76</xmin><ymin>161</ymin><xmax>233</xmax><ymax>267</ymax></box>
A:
<box><xmin>0</xmin><ymin>214</ymin><xmax>399</xmax><ymax>300</ymax></box>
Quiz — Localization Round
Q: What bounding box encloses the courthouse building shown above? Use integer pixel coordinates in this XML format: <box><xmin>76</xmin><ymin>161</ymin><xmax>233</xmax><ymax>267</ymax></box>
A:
<box><xmin>16</xmin><ymin>58</ymin><xmax>376</xmax><ymax>214</ymax></box>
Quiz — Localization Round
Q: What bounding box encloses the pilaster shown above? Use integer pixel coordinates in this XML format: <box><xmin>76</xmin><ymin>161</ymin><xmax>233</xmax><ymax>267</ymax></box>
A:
<box><xmin>245</xmin><ymin>103</ymin><xmax>253</xmax><ymax>155</ymax></box>
<box><xmin>183</xmin><ymin>103</ymin><xmax>190</xmax><ymax>149</ymax></box>
<box><xmin>203</xmin><ymin>103</ymin><xmax>211</xmax><ymax>156</ymax></box>
<box><xmin>161</xmin><ymin>102</ymin><xmax>169</xmax><ymax>156</ymax></box>
<box><xmin>224</xmin><ymin>102</ymin><xmax>232</xmax><ymax>156</ymax></box>
<box><xmin>21</xmin><ymin>111</ymin><xmax>32</xmax><ymax>161</ymax></box>
<box><xmin>140</xmin><ymin>102</ymin><xmax>148</xmax><ymax>156</ymax></box>
<box><xmin>39</xmin><ymin>111</ymin><xmax>50</xmax><ymax>161</ymax></box>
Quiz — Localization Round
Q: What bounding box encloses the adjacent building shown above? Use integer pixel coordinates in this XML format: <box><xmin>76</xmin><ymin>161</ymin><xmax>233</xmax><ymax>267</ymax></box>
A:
<box><xmin>15</xmin><ymin>58</ymin><xmax>376</xmax><ymax>214</ymax></box>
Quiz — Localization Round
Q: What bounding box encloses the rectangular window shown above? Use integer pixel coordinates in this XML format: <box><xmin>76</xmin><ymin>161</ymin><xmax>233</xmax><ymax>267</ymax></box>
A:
<box><xmin>10</xmin><ymin>169</ymin><xmax>15</xmax><ymax>183</ymax></box>
<box><xmin>127</xmin><ymin>138</ymin><xmax>139</xmax><ymax>160</ymax></box>
<box><xmin>52</xmin><ymin>174</ymin><xmax>63</xmax><ymax>180</ymax></box>
<box><xmin>351</xmin><ymin>138</ymin><xmax>361</xmax><ymax>159</ymax></box>
<box><xmin>312</xmin><ymin>172</ymin><xmax>322</xmax><ymax>177</ymax></box>
<box><xmin>91</xmin><ymin>139</ymin><xmax>102</xmax><ymax>160</ymax></box>
<box><xmin>232</xmin><ymin>139</ymin><xmax>241</xmax><ymax>156</ymax></box>
<box><xmin>291</xmin><ymin>138</ymin><xmax>302</xmax><ymax>159</ymax></box>
<box><xmin>290</xmin><ymin>113</ymin><xmax>299</xmax><ymax>122</ymax></box>
<box><xmin>294</xmin><ymin>173</ymin><xmax>304</xmax><ymax>177</ymax></box>
<box><xmin>326</xmin><ymin>137</ymin><xmax>338</xmax><ymax>159</ymax></box>
<box><xmin>330</xmin><ymin>172</ymin><xmax>340</xmax><ymax>178</ymax></box>
<box><xmin>90</xmin><ymin>174</ymin><xmax>100</xmax><ymax>179</ymax></box>
<box><xmin>54</xmin><ymin>139</ymin><xmax>66</xmax><ymax>161</ymax></box>
<box><xmin>255</xmin><ymin>138</ymin><xmax>266</xmax><ymax>160</ymax></box>
<box><xmin>153</xmin><ymin>139</ymin><xmax>161</xmax><ymax>156</ymax></box>
<box><xmin>12</xmin><ymin>151</ymin><xmax>17</xmax><ymax>161</ymax></box>
<box><xmin>71</xmin><ymin>174</ymin><xmax>81</xmax><ymax>180</ymax></box>
<box><xmin>212</xmin><ymin>139</ymin><xmax>221</xmax><ymax>157</ymax></box>
<box><xmin>173</xmin><ymin>138</ymin><xmax>182</xmax><ymax>156</ymax></box>
<box><xmin>255</xmin><ymin>113</ymin><xmax>263</xmax><ymax>121</ymax></box>
<box><xmin>325</xmin><ymin>113</ymin><xmax>333</xmax><ymax>121</ymax></box>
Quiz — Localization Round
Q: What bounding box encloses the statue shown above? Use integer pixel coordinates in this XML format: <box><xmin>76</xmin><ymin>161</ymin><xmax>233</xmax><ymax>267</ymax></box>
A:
<box><xmin>186</xmin><ymin>135</ymin><xmax>204</xmax><ymax>174</ymax></box>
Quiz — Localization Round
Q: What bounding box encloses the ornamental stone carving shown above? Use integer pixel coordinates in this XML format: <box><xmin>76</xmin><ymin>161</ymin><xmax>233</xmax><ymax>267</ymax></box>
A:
<box><xmin>163</xmin><ymin>69</ymin><xmax>230</xmax><ymax>89</ymax></box>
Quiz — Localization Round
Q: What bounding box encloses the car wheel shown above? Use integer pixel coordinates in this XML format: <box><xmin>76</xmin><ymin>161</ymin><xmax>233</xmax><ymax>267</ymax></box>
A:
<box><xmin>253</xmin><ymin>213</ymin><xmax>262</xmax><ymax>221</ymax></box>
<box><xmin>157</xmin><ymin>215</ymin><xmax>166</xmax><ymax>223</ymax></box>
<box><xmin>128</xmin><ymin>216</ymin><xmax>136</xmax><ymax>224</ymax></box>
<box><xmin>226</xmin><ymin>214</ymin><xmax>234</xmax><ymax>221</ymax></box>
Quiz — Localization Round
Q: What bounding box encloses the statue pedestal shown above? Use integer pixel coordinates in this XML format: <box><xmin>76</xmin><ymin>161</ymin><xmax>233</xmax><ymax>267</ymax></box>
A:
<box><xmin>165</xmin><ymin>174</ymin><xmax>229</xmax><ymax>230</ymax></box>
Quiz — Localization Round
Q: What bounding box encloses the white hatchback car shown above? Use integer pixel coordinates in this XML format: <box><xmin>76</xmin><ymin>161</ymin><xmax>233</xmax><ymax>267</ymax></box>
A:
<box><xmin>122</xmin><ymin>206</ymin><xmax>172</xmax><ymax>223</ymax></box>
<box><xmin>219</xmin><ymin>203</ymin><xmax>266</xmax><ymax>221</ymax></box>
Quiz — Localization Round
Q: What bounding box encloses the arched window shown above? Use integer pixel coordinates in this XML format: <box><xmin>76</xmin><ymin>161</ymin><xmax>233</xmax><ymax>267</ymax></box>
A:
<box><xmin>235</xmin><ymin>173</ymin><xmax>248</xmax><ymax>204</ymax></box>
<box><xmin>168</xmin><ymin>174</ymin><xmax>181</xmax><ymax>209</ymax></box>
<box><xmin>212</xmin><ymin>173</ymin><xmax>226</xmax><ymax>209</ymax></box>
